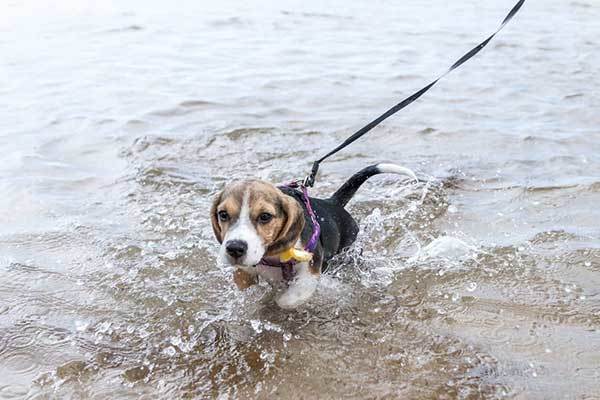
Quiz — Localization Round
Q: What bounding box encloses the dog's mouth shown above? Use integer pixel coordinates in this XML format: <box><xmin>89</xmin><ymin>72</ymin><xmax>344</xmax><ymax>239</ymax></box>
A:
<box><xmin>220</xmin><ymin>251</ymin><xmax>264</xmax><ymax>269</ymax></box>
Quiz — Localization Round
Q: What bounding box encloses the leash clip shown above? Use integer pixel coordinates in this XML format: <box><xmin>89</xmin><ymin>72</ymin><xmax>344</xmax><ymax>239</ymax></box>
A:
<box><xmin>301</xmin><ymin>161</ymin><xmax>320</xmax><ymax>188</ymax></box>
<box><xmin>302</xmin><ymin>175</ymin><xmax>314</xmax><ymax>188</ymax></box>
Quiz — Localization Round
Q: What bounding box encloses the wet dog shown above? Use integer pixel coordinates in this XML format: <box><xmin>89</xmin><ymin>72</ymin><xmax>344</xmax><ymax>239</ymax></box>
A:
<box><xmin>210</xmin><ymin>163</ymin><xmax>416</xmax><ymax>308</ymax></box>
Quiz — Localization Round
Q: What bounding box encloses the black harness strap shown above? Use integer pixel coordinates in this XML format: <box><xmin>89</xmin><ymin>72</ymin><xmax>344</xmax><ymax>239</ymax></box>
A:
<box><xmin>303</xmin><ymin>0</ymin><xmax>526</xmax><ymax>188</ymax></box>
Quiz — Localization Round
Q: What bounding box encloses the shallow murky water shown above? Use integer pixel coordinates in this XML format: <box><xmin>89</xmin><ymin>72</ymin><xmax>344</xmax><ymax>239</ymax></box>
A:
<box><xmin>1</xmin><ymin>0</ymin><xmax>599</xmax><ymax>398</ymax></box>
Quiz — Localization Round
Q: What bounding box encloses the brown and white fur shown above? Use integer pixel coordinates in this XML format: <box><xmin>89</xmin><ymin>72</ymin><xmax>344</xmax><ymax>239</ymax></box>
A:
<box><xmin>210</xmin><ymin>163</ymin><xmax>417</xmax><ymax>309</ymax></box>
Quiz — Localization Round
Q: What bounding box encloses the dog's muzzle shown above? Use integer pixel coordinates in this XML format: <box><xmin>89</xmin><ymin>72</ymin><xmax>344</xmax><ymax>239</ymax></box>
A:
<box><xmin>225</xmin><ymin>239</ymin><xmax>247</xmax><ymax>260</ymax></box>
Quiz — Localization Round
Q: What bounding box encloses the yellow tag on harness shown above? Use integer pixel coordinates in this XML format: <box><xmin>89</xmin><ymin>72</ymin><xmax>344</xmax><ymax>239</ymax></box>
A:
<box><xmin>279</xmin><ymin>247</ymin><xmax>313</xmax><ymax>263</ymax></box>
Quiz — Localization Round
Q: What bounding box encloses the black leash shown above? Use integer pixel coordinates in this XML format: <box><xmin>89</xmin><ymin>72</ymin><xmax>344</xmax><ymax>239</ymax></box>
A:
<box><xmin>302</xmin><ymin>0</ymin><xmax>525</xmax><ymax>187</ymax></box>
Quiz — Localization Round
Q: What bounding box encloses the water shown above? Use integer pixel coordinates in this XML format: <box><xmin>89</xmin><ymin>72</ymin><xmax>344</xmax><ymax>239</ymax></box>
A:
<box><xmin>1</xmin><ymin>0</ymin><xmax>599</xmax><ymax>398</ymax></box>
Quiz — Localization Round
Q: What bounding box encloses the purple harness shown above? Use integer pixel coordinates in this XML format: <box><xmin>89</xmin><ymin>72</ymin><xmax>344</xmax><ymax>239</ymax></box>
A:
<box><xmin>258</xmin><ymin>183</ymin><xmax>321</xmax><ymax>281</ymax></box>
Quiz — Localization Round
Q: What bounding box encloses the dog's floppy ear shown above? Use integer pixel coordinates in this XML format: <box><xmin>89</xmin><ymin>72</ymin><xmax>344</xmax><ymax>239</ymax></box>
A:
<box><xmin>210</xmin><ymin>190</ymin><xmax>224</xmax><ymax>243</ymax></box>
<box><xmin>267</xmin><ymin>194</ymin><xmax>305</xmax><ymax>255</ymax></box>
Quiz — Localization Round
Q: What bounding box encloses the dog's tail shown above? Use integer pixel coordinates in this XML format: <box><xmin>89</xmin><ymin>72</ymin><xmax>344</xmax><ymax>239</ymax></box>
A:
<box><xmin>329</xmin><ymin>163</ymin><xmax>418</xmax><ymax>207</ymax></box>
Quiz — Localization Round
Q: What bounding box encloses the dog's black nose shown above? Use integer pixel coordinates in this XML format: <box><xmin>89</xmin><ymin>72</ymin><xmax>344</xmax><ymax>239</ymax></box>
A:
<box><xmin>225</xmin><ymin>240</ymin><xmax>247</xmax><ymax>259</ymax></box>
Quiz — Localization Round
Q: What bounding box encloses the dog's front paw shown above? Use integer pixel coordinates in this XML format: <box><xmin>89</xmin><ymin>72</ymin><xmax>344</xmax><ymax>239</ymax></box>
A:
<box><xmin>276</xmin><ymin>291</ymin><xmax>307</xmax><ymax>309</ymax></box>
<box><xmin>275</xmin><ymin>278</ymin><xmax>317</xmax><ymax>309</ymax></box>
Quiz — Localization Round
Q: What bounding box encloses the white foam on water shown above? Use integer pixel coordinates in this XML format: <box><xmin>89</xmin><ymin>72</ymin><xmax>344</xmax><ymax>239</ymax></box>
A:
<box><xmin>408</xmin><ymin>236</ymin><xmax>479</xmax><ymax>265</ymax></box>
<box><xmin>322</xmin><ymin>178</ymin><xmax>441</xmax><ymax>290</ymax></box>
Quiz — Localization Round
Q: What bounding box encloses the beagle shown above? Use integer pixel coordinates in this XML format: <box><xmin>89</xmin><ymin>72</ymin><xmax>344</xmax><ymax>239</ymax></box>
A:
<box><xmin>210</xmin><ymin>163</ymin><xmax>416</xmax><ymax>308</ymax></box>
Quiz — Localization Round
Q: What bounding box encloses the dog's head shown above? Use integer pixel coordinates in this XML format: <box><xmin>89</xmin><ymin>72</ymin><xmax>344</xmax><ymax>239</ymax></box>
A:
<box><xmin>210</xmin><ymin>180</ymin><xmax>305</xmax><ymax>268</ymax></box>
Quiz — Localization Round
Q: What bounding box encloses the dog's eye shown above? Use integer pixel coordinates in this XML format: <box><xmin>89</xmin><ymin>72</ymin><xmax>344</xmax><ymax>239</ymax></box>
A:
<box><xmin>258</xmin><ymin>213</ymin><xmax>273</xmax><ymax>224</ymax></box>
<box><xmin>217</xmin><ymin>210</ymin><xmax>229</xmax><ymax>222</ymax></box>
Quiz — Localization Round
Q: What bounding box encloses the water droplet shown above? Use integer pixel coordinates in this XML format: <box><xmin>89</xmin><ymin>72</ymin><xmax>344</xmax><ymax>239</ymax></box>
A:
<box><xmin>163</xmin><ymin>346</ymin><xmax>176</xmax><ymax>357</ymax></box>
<box><xmin>466</xmin><ymin>282</ymin><xmax>477</xmax><ymax>292</ymax></box>
<box><xmin>170</xmin><ymin>336</ymin><xmax>182</xmax><ymax>347</ymax></box>
<box><xmin>250</xmin><ymin>320</ymin><xmax>263</xmax><ymax>333</ymax></box>
<box><xmin>75</xmin><ymin>320</ymin><xmax>90</xmax><ymax>332</ymax></box>
<box><xmin>97</xmin><ymin>321</ymin><xmax>112</xmax><ymax>334</ymax></box>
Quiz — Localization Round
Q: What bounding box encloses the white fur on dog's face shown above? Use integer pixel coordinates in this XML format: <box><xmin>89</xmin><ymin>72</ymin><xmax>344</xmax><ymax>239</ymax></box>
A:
<box><xmin>211</xmin><ymin>180</ymin><xmax>305</xmax><ymax>268</ymax></box>
<box><xmin>219</xmin><ymin>191</ymin><xmax>265</xmax><ymax>266</ymax></box>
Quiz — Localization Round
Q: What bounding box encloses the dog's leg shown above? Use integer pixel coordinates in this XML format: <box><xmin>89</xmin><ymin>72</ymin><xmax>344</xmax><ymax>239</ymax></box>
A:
<box><xmin>233</xmin><ymin>268</ymin><xmax>258</xmax><ymax>290</ymax></box>
<box><xmin>276</xmin><ymin>261</ymin><xmax>320</xmax><ymax>309</ymax></box>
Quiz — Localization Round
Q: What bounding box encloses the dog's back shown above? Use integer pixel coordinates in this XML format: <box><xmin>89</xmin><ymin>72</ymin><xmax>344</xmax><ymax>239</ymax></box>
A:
<box><xmin>281</xmin><ymin>163</ymin><xmax>417</xmax><ymax>269</ymax></box>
